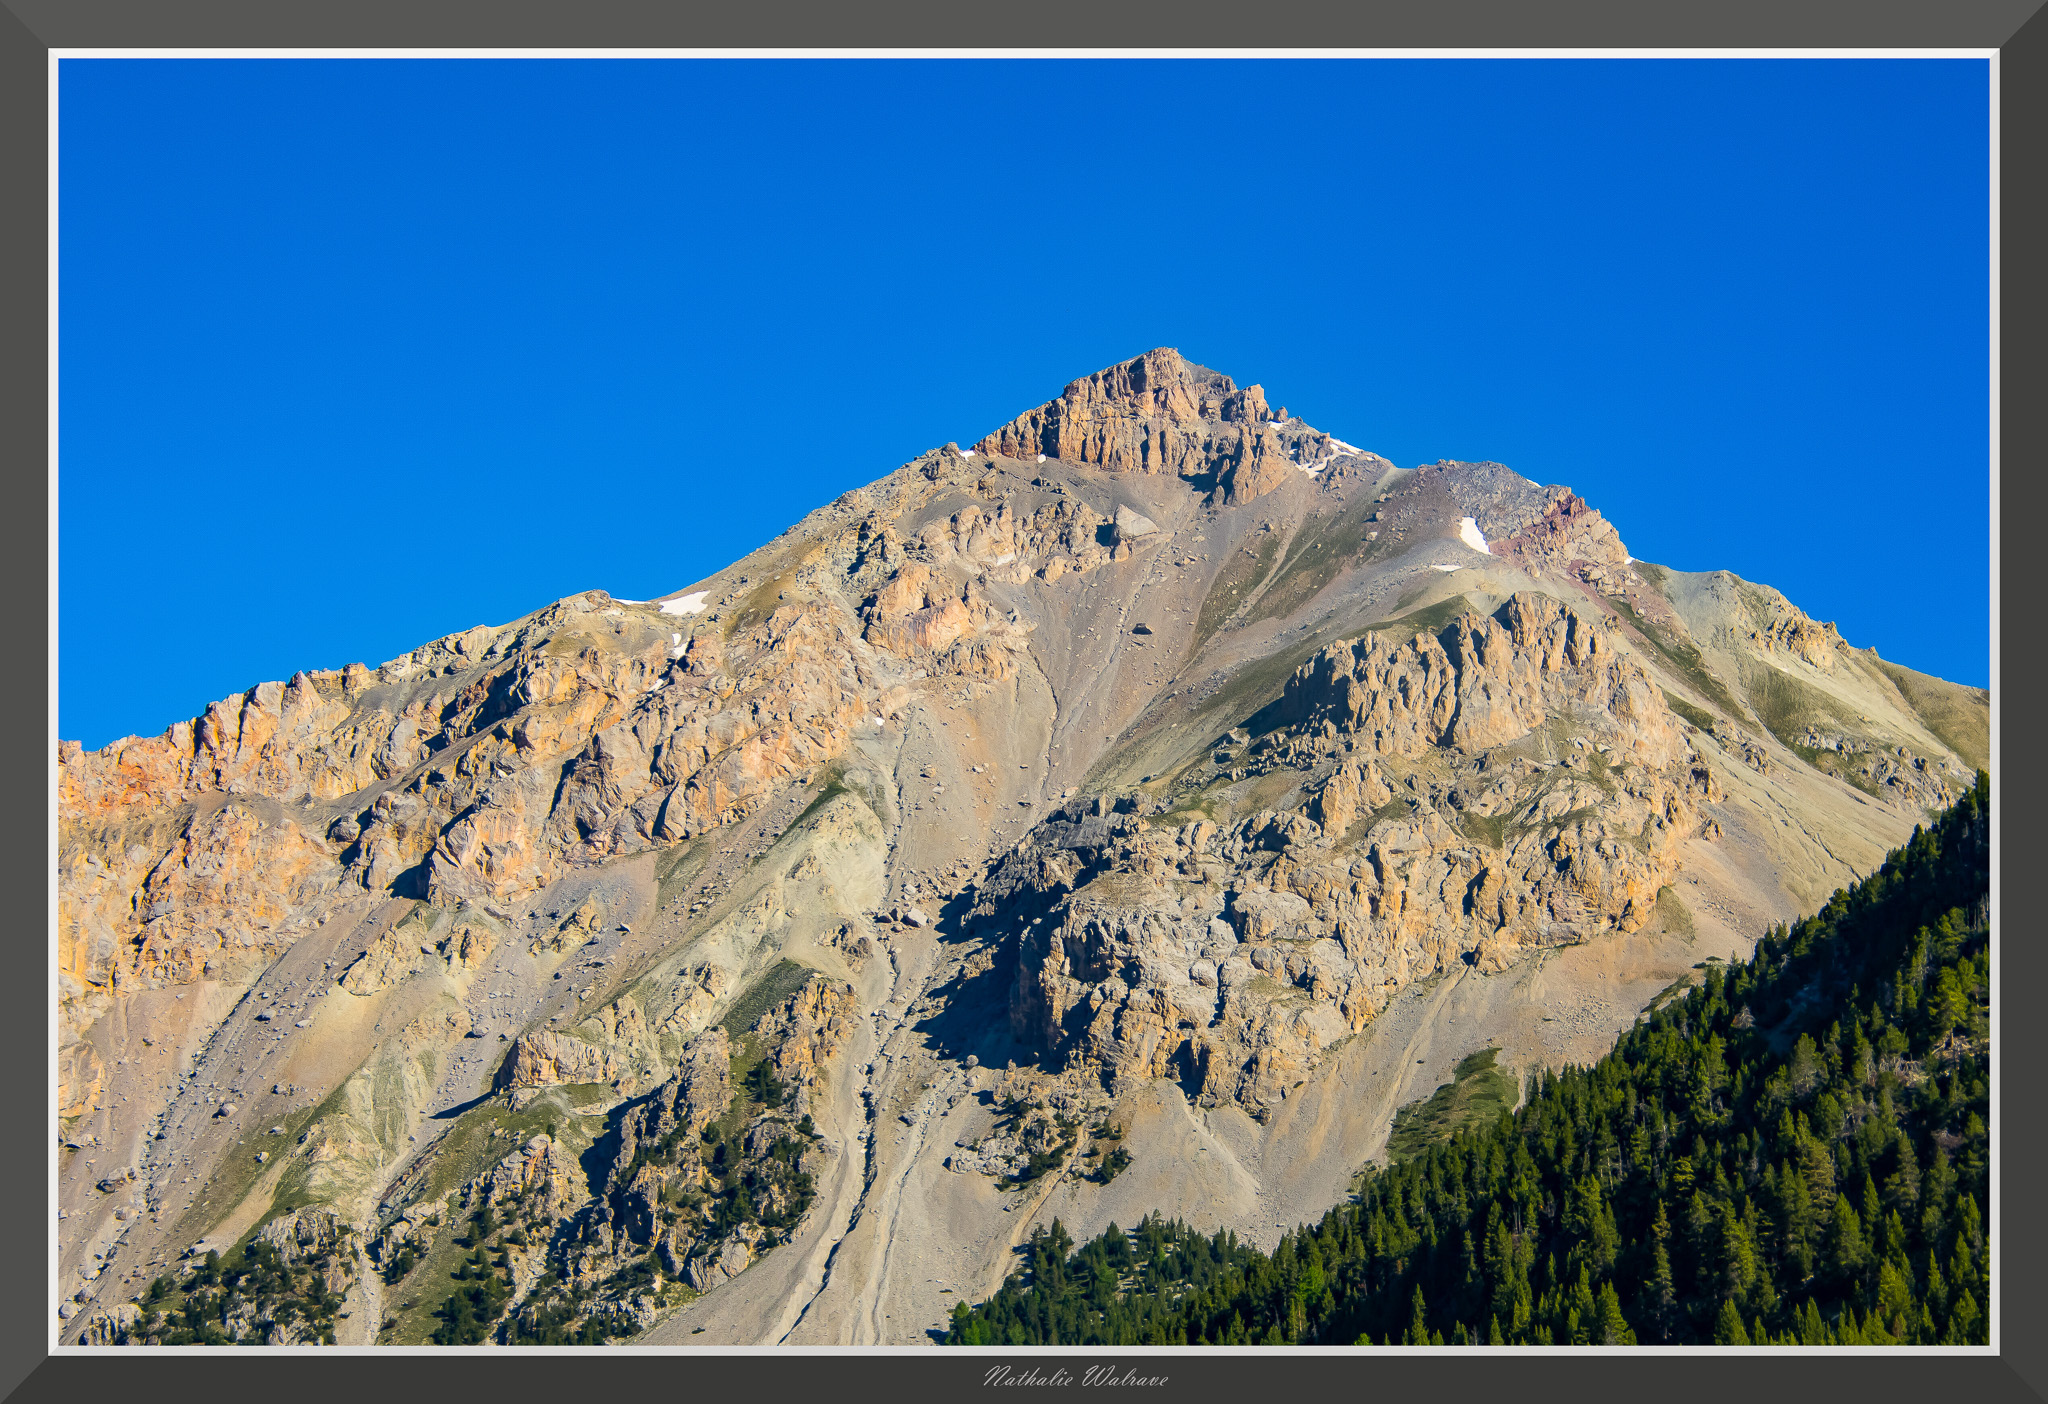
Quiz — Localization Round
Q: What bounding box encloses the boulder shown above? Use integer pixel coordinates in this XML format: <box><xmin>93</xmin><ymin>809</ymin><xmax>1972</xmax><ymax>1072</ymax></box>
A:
<box><xmin>1113</xmin><ymin>505</ymin><xmax>1159</xmax><ymax>542</ymax></box>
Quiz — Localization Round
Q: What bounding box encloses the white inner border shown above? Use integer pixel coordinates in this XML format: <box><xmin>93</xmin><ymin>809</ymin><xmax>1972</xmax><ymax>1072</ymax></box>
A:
<box><xmin>44</xmin><ymin>46</ymin><xmax>1998</xmax><ymax>1367</ymax></box>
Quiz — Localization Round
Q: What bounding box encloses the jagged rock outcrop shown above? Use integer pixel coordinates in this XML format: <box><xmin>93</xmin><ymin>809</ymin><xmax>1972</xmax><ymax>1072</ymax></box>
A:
<box><xmin>497</xmin><ymin>1029</ymin><xmax>633</xmax><ymax>1091</ymax></box>
<box><xmin>974</xmin><ymin>593</ymin><xmax>1720</xmax><ymax>1117</ymax></box>
<box><xmin>255</xmin><ymin>1207</ymin><xmax>367</xmax><ymax>1333</ymax></box>
<box><xmin>1281</xmin><ymin>592</ymin><xmax>1683</xmax><ymax>767</ymax></box>
<box><xmin>538</xmin><ymin>975</ymin><xmax>853</xmax><ymax>1316</ymax></box>
<box><xmin>972</xmin><ymin>347</ymin><xmax>1363</xmax><ymax>504</ymax></box>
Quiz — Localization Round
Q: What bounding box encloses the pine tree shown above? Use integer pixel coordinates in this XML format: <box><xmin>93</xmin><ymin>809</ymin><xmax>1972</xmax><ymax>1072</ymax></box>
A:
<box><xmin>1595</xmin><ymin>1282</ymin><xmax>1636</xmax><ymax>1345</ymax></box>
<box><xmin>1713</xmin><ymin>1299</ymin><xmax>1750</xmax><ymax>1345</ymax></box>
<box><xmin>1826</xmin><ymin>1193</ymin><xmax>1866</xmax><ymax>1285</ymax></box>
<box><xmin>1405</xmin><ymin>1285</ymin><xmax>1431</xmax><ymax>1346</ymax></box>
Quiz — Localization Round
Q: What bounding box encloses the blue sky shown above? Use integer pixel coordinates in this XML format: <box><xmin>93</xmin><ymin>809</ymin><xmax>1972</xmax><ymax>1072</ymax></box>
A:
<box><xmin>59</xmin><ymin>57</ymin><xmax>1991</xmax><ymax>750</ymax></box>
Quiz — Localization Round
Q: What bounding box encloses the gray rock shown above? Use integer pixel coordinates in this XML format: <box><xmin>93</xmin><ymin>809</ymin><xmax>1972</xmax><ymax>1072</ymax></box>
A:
<box><xmin>1113</xmin><ymin>505</ymin><xmax>1159</xmax><ymax>541</ymax></box>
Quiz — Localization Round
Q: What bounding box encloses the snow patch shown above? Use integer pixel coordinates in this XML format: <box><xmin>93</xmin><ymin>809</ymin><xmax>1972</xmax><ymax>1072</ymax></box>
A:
<box><xmin>1457</xmin><ymin>517</ymin><xmax>1492</xmax><ymax>554</ymax></box>
<box><xmin>671</xmin><ymin>632</ymin><xmax>682</xmax><ymax>645</ymax></box>
<box><xmin>661</xmin><ymin>591</ymin><xmax>710</xmax><ymax>616</ymax></box>
<box><xmin>1433</xmin><ymin>563</ymin><xmax>1463</xmax><ymax>573</ymax></box>
<box><xmin>1037</xmin><ymin>454</ymin><xmax>1048</xmax><ymax>463</ymax></box>
<box><xmin>958</xmin><ymin>448</ymin><xmax>977</xmax><ymax>458</ymax></box>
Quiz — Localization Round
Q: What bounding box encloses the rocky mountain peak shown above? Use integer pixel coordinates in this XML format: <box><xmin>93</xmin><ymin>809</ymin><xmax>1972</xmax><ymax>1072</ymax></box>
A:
<box><xmin>973</xmin><ymin>348</ymin><xmax>1366</xmax><ymax>505</ymax></box>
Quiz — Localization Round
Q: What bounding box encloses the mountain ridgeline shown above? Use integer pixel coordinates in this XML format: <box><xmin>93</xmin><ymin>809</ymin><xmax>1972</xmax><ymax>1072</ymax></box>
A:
<box><xmin>946</xmin><ymin>775</ymin><xmax>1990</xmax><ymax>1346</ymax></box>
<box><xmin>56</xmin><ymin>349</ymin><xmax>1989</xmax><ymax>1346</ymax></box>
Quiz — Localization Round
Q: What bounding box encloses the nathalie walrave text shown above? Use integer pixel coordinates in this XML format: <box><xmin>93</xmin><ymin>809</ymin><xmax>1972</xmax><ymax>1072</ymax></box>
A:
<box><xmin>985</xmin><ymin>1366</ymin><xmax>1171</xmax><ymax>1388</ymax></box>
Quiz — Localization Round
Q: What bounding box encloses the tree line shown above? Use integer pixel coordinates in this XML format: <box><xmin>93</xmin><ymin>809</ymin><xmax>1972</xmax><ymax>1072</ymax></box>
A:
<box><xmin>948</xmin><ymin>773</ymin><xmax>1990</xmax><ymax>1347</ymax></box>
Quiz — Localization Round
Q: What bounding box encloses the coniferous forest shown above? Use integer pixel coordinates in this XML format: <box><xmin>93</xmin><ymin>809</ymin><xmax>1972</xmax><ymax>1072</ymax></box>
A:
<box><xmin>947</xmin><ymin>774</ymin><xmax>1990</xmax><ymax>1347</ymax></box>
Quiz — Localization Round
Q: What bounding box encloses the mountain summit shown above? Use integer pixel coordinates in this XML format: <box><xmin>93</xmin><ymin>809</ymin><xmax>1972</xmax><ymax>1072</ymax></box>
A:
<box><xmin>58</xmin><ymin>351</ymin><xmax>1986</xmax><ymax>1346</ymax></box>
<box><xmin>974</xmin><ymin>346</ymin><xmax>1353</xmax><ymax>501</ymax></box>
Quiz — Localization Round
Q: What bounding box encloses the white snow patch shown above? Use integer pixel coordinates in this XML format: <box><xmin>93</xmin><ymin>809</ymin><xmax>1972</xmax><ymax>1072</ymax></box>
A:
<box><xmin>661</xmin><ymin>591</ymin><xmax>710</xmax><ymax>616</ymax></box>
<box><xmin>1625</xmin><ymin>555</ymin><xmax>1636</xmax><ymax>565</ymax></box>
<box><xmin>1328</xmin><ymin>438</ymin><xmax>1364</xmax><ymax>455</ymax></box>
<box><xmin>668</xmin><ymin>647</ymin><xmax>687</xmax><ymax>660</ymax></box>
<box><xmin>988</xmin><ymin>552</ymin><xmax>1016</xmax><ymax>566</ymax></box>
<box><xmin>1433</xmin><ymin>563</ymin><xmax>1463</xmax><ymax>573</ymax></box>
<box><xmin>611</xmin><ymin>597</ymin><xmax>643</xmax><ymax>604</ymax></box>
<box><xmin>671</xmin><ymin>632</ymin><xmax>681</xmax><ymax>645</ymax></box>
<box><xmin>958</xmin><ymin>448</ymin><xmax>977</xmax><ymax>458</ymax></box>
<box><xmin>1457</xmin><ymin>517</ymin><xmax>1492</xmax><ymax>554</ymax></box>
<box><xmin>647</xmin><ymin>679</ymin><xmax>667</xmax><ymax>692</ymax></box>
<box><xmin>1037</xmin><ymin>454</ymin><xmax>1048</xmax><ymax>463</ymax></box>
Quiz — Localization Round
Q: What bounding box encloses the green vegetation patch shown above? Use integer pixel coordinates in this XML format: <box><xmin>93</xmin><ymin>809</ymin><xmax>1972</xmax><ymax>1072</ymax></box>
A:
<box><xmin>783</xmin><ymin>768</ymin><xmax>854</xmax><ymax>837</ymax></box>
<box><xmin>1609</xmin><ymin>597</ymin><xmax>1748</xmax><ymax>725</ymax></box>
<box><xmin>1458</xmin><ymin>810</ymin><xmax>1510</xmax><ymax>851</ymax></box>
<box><xmin>412</xmin><ymin>1084</ymin><xmax>610</xmax><ymax>1210</ymax></box>
<box><xmin>1084</xmin><ymin>1120</ymin><xmax>1132</xmax><ymax>1185</ymax></box>
<box><xmin>1875</xmin><ymin>661</ymin><xmax>1990</xmax><ymax>772</ymax></box>
<box><xmin>1542</xmin><ymin>804</ymin><xmax>1600</xmax><ymax>838</ymax></box>
<box><xmin>1653</xmin><ymin>884</ymin><xmax>1696</xmax><ymax>941</ymax></box>
<box><xmin>1154</xmin><ymin>773</ymin><xmax>1229</xmax><ymax>829</ymax></box>
<box><xmin>1383</xmin><ymin>1049</ymin><xmax>1518</xmax><ymax>1166</ymax></box>
<box><xmin>134</xmin><ymin>1236</ymin><xmax>352</xmax><ymax>1346</ymax></box>
<box><xmin>725</xmin><ymin>568</ymin><xmax>803</xmax><ymax>636</ymax></box>
<box><xmin>1663</xmin><ymin>690</ymin><xmax>1719</xmax><ymax>734</ymax></box>
<box><xmin>1366</xmin><ymin>594</ymin><xmax>1475</xmax><ymax>646</ymax></box>
<box><xmin>377</xmin><ymin>1085</ymin><xmax>612</xmax><ymax>1346</ymax></box>
<box><xmin>654</xmin><ymin>835</ymin><xmax>710</xmax><ymax>911</ymax></box>
<box><xmin>1243</xmin><ymin>490</ymin><xmax>1391</xmax><ymax>630</ymax></box>
<box><xmin>164</xmin><ymin>1097</ymin><xmax>329</xmax><ymax>1251</ymax></box>
<box><xmin>1642</xmin><ymin>969</ymin><xmax>1700</xmax><ymax>1016</ymax></box>
<box><xmin>1742</xmin><ymin>663</ymin><xmax>1881</xmax><ymax>796</ymax></box>
<box><xmin>721</xmin><ymin>959</ymin><xmax>816</xmax><ymax>1039</ymax></box>
<box><xmin>1314</xmin><ymin>792</ymin><xmax>1421</xmax><ymax>851</ymax></box>
<box><xmin>1189</xmin><ymin>532</ymin><xmax>1284</xmax><ymax>658</ymax></box>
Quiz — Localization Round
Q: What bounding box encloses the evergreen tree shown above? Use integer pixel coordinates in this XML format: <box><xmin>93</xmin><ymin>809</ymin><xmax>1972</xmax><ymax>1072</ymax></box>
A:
<box><xmin>1714</xmin><ymin>1299</ymin><xmax>1750</xmax><ymax>1345</ymax></box>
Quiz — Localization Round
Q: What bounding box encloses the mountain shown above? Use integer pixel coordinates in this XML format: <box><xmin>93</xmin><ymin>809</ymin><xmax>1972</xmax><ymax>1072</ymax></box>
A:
<box><xmin>56</xmin><ymin>348</ymin><xmax>1987</xmax><ymax>1346</ymax></box>
<box><xmin>945</xmin><ymin>776</ymin><xmax>1989</xmax><ymax>1346</ymax></box>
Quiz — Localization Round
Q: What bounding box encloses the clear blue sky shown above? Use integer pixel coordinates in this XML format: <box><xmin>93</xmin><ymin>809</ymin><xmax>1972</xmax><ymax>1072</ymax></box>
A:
<box><xmin>59</xmin><ymin>58</ymin><xmax>1991</xmax><ymax>750</ymax></box>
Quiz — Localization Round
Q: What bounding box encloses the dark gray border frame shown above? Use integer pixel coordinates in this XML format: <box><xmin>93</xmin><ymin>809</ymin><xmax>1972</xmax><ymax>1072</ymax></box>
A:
<box><xmin>6</xmin><ymin>2</ymin><xmax>2036</xmax><ymax>1401</ymax></box>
